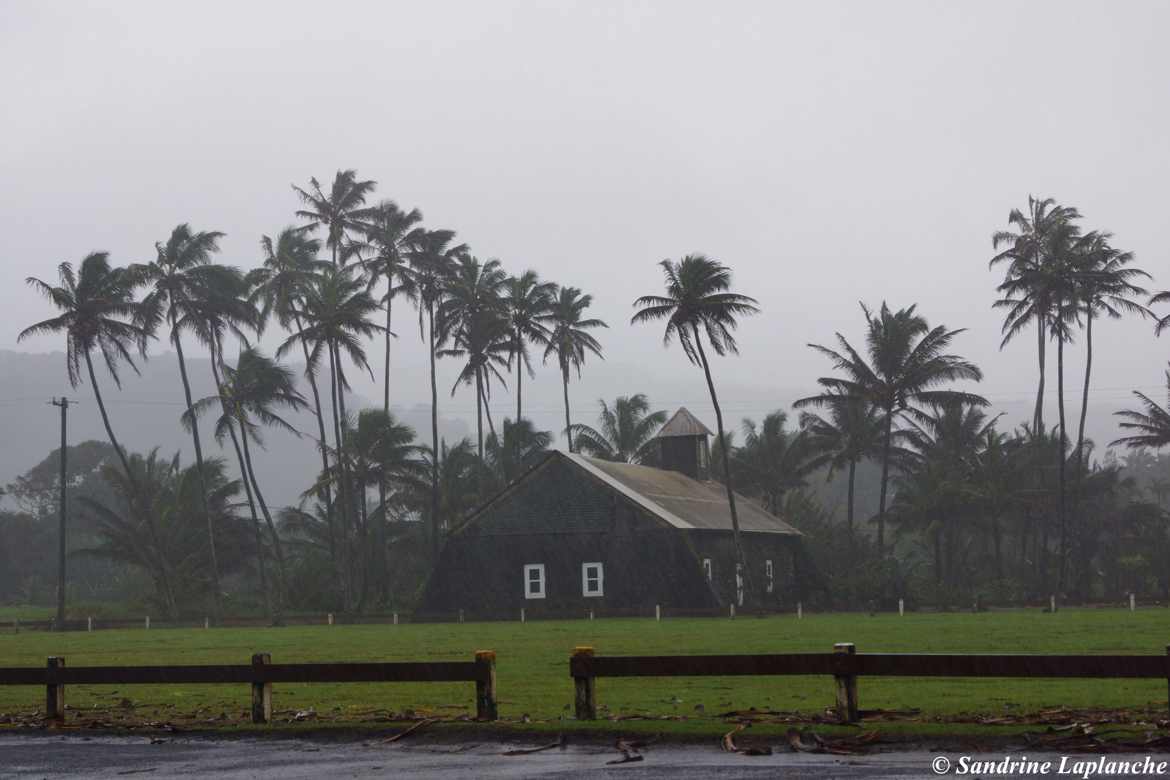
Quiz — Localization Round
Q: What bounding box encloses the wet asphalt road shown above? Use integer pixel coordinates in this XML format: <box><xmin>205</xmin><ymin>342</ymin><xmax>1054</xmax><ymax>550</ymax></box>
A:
<box><xmin>1</xmin><ymin>734</ymin><xmax>1168</xmax><ymax>779</ymax></box>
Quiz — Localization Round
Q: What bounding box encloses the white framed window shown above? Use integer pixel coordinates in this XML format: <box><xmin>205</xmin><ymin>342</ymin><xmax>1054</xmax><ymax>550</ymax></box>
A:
<box><xmin>765</xmin><ymin>559</ymin><xmax>774</xmax><ymax>594</ymax></box>
<box><xmin>582</xmin><ymin>562</ymin><xmax>604</xmax><ymax>597</ymax></box>
<box><xmin>702</xmin><ymin>558</ymin><xmax>713</xmax><ymax>582</ymax></box>
<box><xmin>524</xmin><ymin>564</ymin><xmax>546</xmax><ymax>599</ymax></box>
<box><xmin>735</xmin><ymin>563</ymin><xmax>744</xmax><ymax>607</ymax></box>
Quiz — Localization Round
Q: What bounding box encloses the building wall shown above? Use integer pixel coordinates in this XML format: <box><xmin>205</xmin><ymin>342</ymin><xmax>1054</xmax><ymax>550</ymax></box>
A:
<box><xmin>687</xmin><ymin>532</ymin><xmax>803</xmax><ymax>609</ymax></box>
<box><xmin>417</xmin><ymin>456</ymin><xmax>802</xmax><ymax>616</ymax></box>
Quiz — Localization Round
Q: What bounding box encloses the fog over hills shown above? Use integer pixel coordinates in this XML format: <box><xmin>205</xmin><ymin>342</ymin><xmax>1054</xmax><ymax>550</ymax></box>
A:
<box><xmin>0</xmin><ymin>344</ymin><xmax>1136</xmax><ymax>515</ymax></box>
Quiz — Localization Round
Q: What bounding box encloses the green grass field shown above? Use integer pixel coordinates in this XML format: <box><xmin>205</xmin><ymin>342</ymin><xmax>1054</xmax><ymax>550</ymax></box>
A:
<box><xmin>2</xmin><ymin>608</ymin><xmax>1168</xmax><ymax>734</ymax></box>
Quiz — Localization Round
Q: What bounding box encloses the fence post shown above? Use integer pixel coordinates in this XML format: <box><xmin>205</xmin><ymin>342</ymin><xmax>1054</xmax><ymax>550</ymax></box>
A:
<box><xmin>87</xmin><ymin>617</ymin><xmax>93</xmax><ymax>632</ymax></box>
<box><xmin>520</xmin><ymin>608</ymin><xmax>525</xmax><ymax>624</ymax></box>
<box><xmin>474</xmin><ymin>650</ymin><xmax>498</xmax><ymax>720</ymax></box>
<box><xmin>898</xmin><ymin>598</ymin><xmax>904</xmax><ymax>617</ymax></box>
<box><xmin>251</xmin><ymin>653</ymin><xmax>272</xmax><ymax>724</ymax></box>
<box><xmin>1166</xmin><ymin>645</ymin><xmax>1170</xmax><ymax>719</ymax></box>
<box><xmin>45</xmin><ymin>657</ymin><xmax>65</xmax><ymax>723</ymax></box>
<box><xmin>145</xmin><ymin>616</ymin><xmax>150</xmax><ymax>630</ymax></box>
<box><xmin>589</xmin><ymin>609</ymin><xmax>594</xmax><ymax>621</ymax></box>
<box><xmin>459</xmin><ymin>609</ymin><xmax>465</xmax><ymax>624</ymax></box>
<box><xmin>327</xmin><ymin>613</ymin><xmax>334</xmax><ymax>626</ymax></box>
<box><xmin>655</xmin><ymin>604</ymin><xmax>661</xmax><ymax>622</ymax></box>
<box><xmin>798</xmin><ymin>602</ymin><xmax>803</xmax><ymax>620</ymax></box>
<box><xmin>833</xmin><ymin>643</ymin><xmax>859</xmax><ymax>724</ymax></box>
<box><xmin>1131</xmin><ymin>593</ymin><xmax>1136</xmax><ymax>612</ymax></box>
<box><xmin>393</xmin><ymin>612</ymin><xmax>398</xmax><ymax>626</ymax></box>
<box><xmin>571</xmin><ymin>646</ymin><xmax>597</xmax><ymax>720</ymax></box>
<box><xmin>1050</xmin><ymin>595</ymin><xmax>1057</xmax><ymax>613</ymax></box>
<box><xmin>729</xmin><ymin>604</ymin><xmax>735</xmax><ymax>619</ymax></box>
<box><xmin>204</xmin><ymin>617</ymin><xmax>210</xmax><ymax>630</ymax></box>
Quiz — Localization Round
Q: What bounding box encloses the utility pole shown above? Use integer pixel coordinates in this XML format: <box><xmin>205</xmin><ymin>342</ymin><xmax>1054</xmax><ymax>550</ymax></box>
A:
<box><xmin>50</xmin><ymin>397</ymin><xmax>71</xmax><ymax>631</ymax></box>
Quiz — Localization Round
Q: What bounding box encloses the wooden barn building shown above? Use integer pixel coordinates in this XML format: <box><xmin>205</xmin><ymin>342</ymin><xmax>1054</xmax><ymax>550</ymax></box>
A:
<box><xmin>418</xmin><ymin>408</ymin><xmax>804</xmax><ymax>617</ymax></box>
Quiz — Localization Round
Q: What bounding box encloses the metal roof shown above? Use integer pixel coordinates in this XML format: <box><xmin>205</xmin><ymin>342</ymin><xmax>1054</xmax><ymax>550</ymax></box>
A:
<box><xmin>654</xmin><ymin>407</ymin><xmax>714</xmax><ymax>438</ymax></box>
<box><xmin>565</xmin><ymin>453</ymin><xmax>801</xmax><ymax>536</ymax></box>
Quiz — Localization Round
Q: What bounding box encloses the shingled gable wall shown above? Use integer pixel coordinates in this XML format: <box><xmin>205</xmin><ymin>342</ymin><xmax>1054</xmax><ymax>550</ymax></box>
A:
<box><xmin>417</xmin><ymin>454</ymin><xmax>801</xmax><ymax>617</ymax></box>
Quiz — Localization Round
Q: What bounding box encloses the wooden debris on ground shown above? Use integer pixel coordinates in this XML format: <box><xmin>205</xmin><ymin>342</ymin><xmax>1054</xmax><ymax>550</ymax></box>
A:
<box><xmin>381</xmin><ymin>717</ymin><xmax>438</xmax><ymax>743</ymax></box>
<box><xmin>502</xmin><ymin>734</ymin><xmax>567</xmax><ymax>756</ymax></box>
<box><xmin>606</xmin><ymin>738</ymin><xmax>645</xmax><ymax>765</ymax></box>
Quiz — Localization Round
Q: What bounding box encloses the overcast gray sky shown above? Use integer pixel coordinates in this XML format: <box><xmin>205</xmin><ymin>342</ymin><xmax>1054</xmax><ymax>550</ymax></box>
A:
<box><xmin>2</xmin><ymin>0</ymin><xmax>1167</xmax><ymax>453</ymax></box>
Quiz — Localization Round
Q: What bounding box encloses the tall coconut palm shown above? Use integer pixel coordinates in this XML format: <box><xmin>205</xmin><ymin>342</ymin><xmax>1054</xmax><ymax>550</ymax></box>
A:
<box><xmin>249</xmin><ymin>229</ymin><xmax>337</xmax><ymax>567</ymax></box>
<box><xmin>292</xmin><ymin>170</ymin><xmax>377</xmax><ymax>267</ymax></box>
<box><xmin>437</xmin><ymin>256</ymin><xmax>508</xmax><ymax>457</ymax></box>
<box><xmin>541</xmin><ymin>286</ymin><xmax>607</xmax><ymax>451</ymax></box>
<box><xmin>502</xmin><ymin>271</ymin><xmax>555</xmax><ymax>423</ymax></box>
<box><xmin>409</xmin><ymin>229</ymin><xmax>465</xmax><ymax>558</ymax></box>
<box><xmin>569</xmin><ymin>394</ymin><xmax>668</xmax><ymax>464</ymax></box>
<box><xmin>1069</xmin><ymin>231</ymin><xmax>1149</xmax><ymax>470</ymax></box>
<box><xmin>359</xmin><ymin>201</ymin><xmax>425</xmax><ymax>413</ymax></box>
<box><xmin>991</xmin><ymin>196</ymin><xmax>1082</xmax><ymax>432</ymax></box>
<box><xmin>799</xmin><ymin>393</ymin><xmax>884</xmax><ymax>543</ymax></box>
<box><xmin>131</xmin><ymin>224</ymin><xmax>231</xmax><ymax>621</ymax></box>
<box><xmin>185</xmin><ymin>347</ymin><xmax>307</xmax><ymax>615</ymax></box>
<box><xmin>485</xmin><ymin>417</ymin><xmax>553</xmax><ymax>486</ymax></box>
<box><xmin>632</xmin><ymin>254</ymin><xmax>759</xmax><ymax>590</ymax></box>
<box><xmin>19</xmin><ymin>253</ymin><xmax>177</xmax><ymax>612</ymax></box>
<box><xmin>1113</xmin><ymin>366</ymin><xmax>1170</xmax><ymax>451</ymax></box>
<box><xmin>796</xmin><ymin>302</ymin><xmax>986</xmax><ymax>554</ymax></box>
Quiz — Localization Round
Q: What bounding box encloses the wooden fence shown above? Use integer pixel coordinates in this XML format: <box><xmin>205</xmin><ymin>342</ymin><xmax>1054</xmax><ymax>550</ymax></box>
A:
<box><xmin>568</xmin><ymin>644</ymin><xmax>1170</xmax><ymax>722</ymax></box>
<box><xmin>0</xmin><ymin>651</ymin><xmax>498</xmax><ymax>723</ymax></box>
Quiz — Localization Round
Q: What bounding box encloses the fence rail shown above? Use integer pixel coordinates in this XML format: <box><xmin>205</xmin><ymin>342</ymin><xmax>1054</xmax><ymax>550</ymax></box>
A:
<box><xmin>568</xmin><ymin>644</ymin><xmax>1170</xmax><ymax>722</ymax></box>
<box><xmin>0</xmin><ymin>652</ymin><xmax>498</xmax><ymax>724</ymax></box>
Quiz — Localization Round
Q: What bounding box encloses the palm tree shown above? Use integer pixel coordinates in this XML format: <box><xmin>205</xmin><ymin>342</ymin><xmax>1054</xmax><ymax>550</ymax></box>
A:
<box><xmin>292</xmin><ymin>170</ymin><xmax>377</xmax><ymax>267</ymax></box>
<box><xmin>734</xmin><ymin>411</ymin><xmax>828</xmax><ymax>515</ymax></box>
<box><xmin>503</xmin><ymin>271</ymin><xmax>555</xmax><ymax>423</ymax></box>
<box><xmin>796</xmin><ymin>302</ymin><xmax>986</xmax><ymax>554</ymax></box>
<box><xmin>249</xmin><ymin>229</ymin><xmax>338</xmax><ymax>568</ymax></box>
<box><xmin>485</xmin><ymin>418</ymin><xmax>553</xmax><ymax>486</ymax></box>
<box><xmin>1113</xmin><ymin>366</ymin><xmax>1170</xmax><ymax>451</ymax></box>
<box><xmin>185</xmin><ymin>347</ymin><xmax>307</xmax><ymax>615</ymax></box>
<box><xmin>409</xmin><ymin>229</ymin><xmax>465</xmax><ymax>558</ymax></box>
<box><xmin>799</xmin><ymin>393</ymin><xmax>884</xmax><ymax>543</ymax></box>
<box><xmin>632</xmin><ymin>254</ymin><xmax>759</xmax><ymax>589</ymax></box>
<box><xmin>1152</xmin><ymin>291</ymin><xmax>1170</xmax><ymax>335</ymax></box>
<box><xmin>1070</xmin><ymin>232</ymin><xmax>1149</xmax><ymax>469</ymax></box>
<box><xmin>437</xmin><ymin>256</ymin><xmax>508</xmax><ymax>457</ymax></box>
<box><xmin>279</xmin><ymin>264</ymin><xmax>383</xmax><ymax>605</ymax></box>
<box><xmin>324</xmin><ymin>409</ymin><xmax>425</xmax><ymax>609</ymax></box>
<box><xmin>541</xmin><ymin>286</ymin><xmax>607</xmax><ymax>451</ymax></box>
<box><xmin>132</xmin><ymin>224</ymin><xmax>232</xmax><ymax>621</ymax></box>
<box><xmin>991</xmin><ymin>196</ymin><xmax>1082</xmax><ymax>432</ymax></box>
<box><xmin>569</xmin><ymin>394</ymin><xmax>668</xmax><ymax>464</ymax></box>
<box><xmin>19</xmin><ymin>253</ymin><xmax>177</xmax><ymax>611</ymax></box>
<box><xmin>360</xmin><ymin>200</ymin><xmax>425</xmax><ymax>413</ymax></box>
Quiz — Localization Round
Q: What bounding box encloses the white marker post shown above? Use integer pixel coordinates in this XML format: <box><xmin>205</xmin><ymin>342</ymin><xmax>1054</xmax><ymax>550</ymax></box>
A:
<box><xmin>589</xmin><ymin>609</ymin><xmax>594</xmax><ymax>621</ymax></box>
<box><xmin>1130</xmin><ymin>593</ymin><xmax>1136</xmax><ymax>612</ymax></box>
<box><xmin>520</xmin><ymin>608</ymin><xmax>526</xmax><ymax>624</ymax></box>
<box><xmin>327</xmin><ymin>613</ymin><xmax>334</xmax><ymax>626</ymax></box>
<box><xmin>1050</xmin><ymin>595</ymin><xmax>1057</xmax><ymax>614</ymax></box>
<box><xmin>797</xmin><ymin>602</ymin><xmax>803</xmax><ymax>620</ymax></box>
<box><xmin>87</xmin><ymin>617</ymin><xmax>93</xmax><ymax>632</ymax></box>
<box><xmin>898</xmin><ymin>598</ymin><xmax>904</xmax><ymax>617</ymax></box>
<box><xmin>393</xmin><ymin>612</ymin><xmax>398</xmax><ymax>626</ymax></box>
<box><xmin>655</xmin><ymin>604</ymin><xmax>661</xmax><ymax>622</ymax></box>
<box><xmin>144</xmin><ymin>616</ymin><xmax>150</xmax><ymax>630</ymax></box>
<box><xmin>204</xmin><ymin>617</ymin><xmax>210</xmax><ymax>630</ymax></box>
<box><xmin>729</xmin><ymin>604</ymin><xmax>736</xmax><ymax>620</ymax></box>
<box><xmin>459</xmin><ymin>609</ymin><xmax>465</xmax><ymax>624</ymax></box>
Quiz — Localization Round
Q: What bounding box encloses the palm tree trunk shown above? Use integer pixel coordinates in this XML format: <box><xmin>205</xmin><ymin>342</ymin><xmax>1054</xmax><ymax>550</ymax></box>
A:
<box><xmin>561</xmin><ymin>362</ymin><xmax>573</xmax><ymax>453</ymax></box>
<box><xmin>1076</xmin><ymin>313</ymin><xmax>1093</xmax><ymax>471</ymax></box>
<box><xmin>292</xmin><ymin>315</ymin><xmax>338</xmax><ymax>587</ymax></box>
<box><xmin>171</xmin><ymin>327</ymin><xmax>222</xmax><ymax>623</ymax></box>
<box><xmin>1056</xmin><ymin>321</ymin><xmax>1068</xmax><ymax>592</ymax></box>
<box><xmin>428</xmin><ymin>301</ymin><xmax>441</xmax><ymax>559</ymax></box>
<box><xmin>876</xmin><ymin>410</ymin><xmax>894</xmax><ymax>555</ymax></box>
<box><xmin>327</xmin><ymin>341</ymin><xmax>353</xmax><ymax>611</ymax></box>
<box><xmin>1035</xmin><ymin>311</ymin><xmax>1047</xmax><ymax>432</ymax></box>
<box><xmin>691</xmin><ymin>324</ymin><xmax>750</xmax><ymax>601</ymax></box>
<box><xmin>475</xmin><ymin>369</ymin><xmax>484</xmax><ymax>459</ymax></box>
<box><xmin>208</xmin><ymin>350</ymin><xmax>272</xmax><ymax>623</ymax></box>
<box><xmin>515</xmin><ymin>332</ymin><xmax>523</xmax><ymax>423</ymax></box>
<box><xmin>379</xmin><ymin>294</ymin><xmax>391</xmax><ymax>590</ymax></box>
<box><xmin>238</xmin><ymin>414</ymin><xmax>286</xmax><ymax>622</ymax></box>
<box><xmin>85</xmin><ymin>350</ymin><xmax>177</xmax><ymax>617</ymax></box>
<box><xmin>480</xmin><ymin>377</ymin><xmax>497</xmax><ymax>441</ymax></box>
<box><xmin>356</xmin><ymin>465</ymin><xmax>370</xmax><ymax>613</ymax></box>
